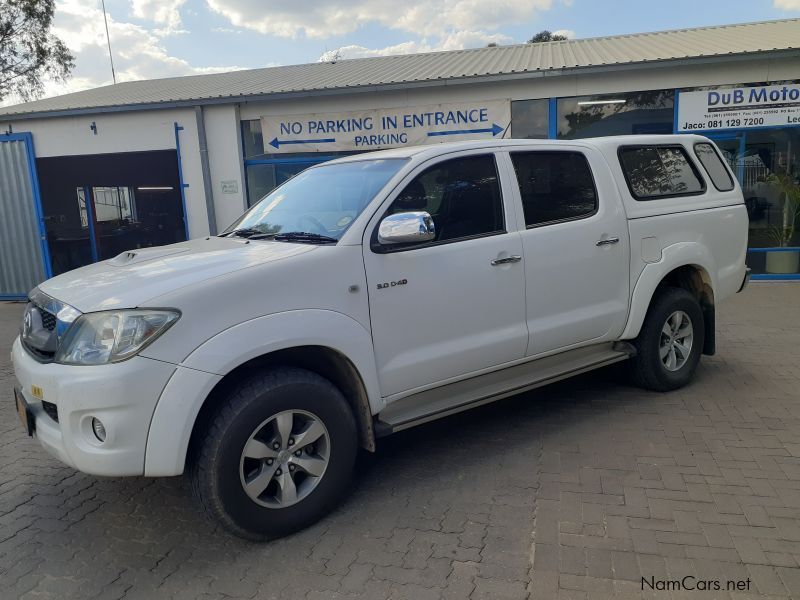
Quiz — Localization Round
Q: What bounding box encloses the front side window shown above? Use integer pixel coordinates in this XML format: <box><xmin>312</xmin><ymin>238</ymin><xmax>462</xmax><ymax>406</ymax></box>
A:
<box><xmin>619</xmin><ymin>146</ymin><xmax>705</xmax><ymax>200</ymax></box>
<box><xmin>227</xmin><ymin>158</ymin><xmax>407</xmax><ymax>241</ymax></box>
<box><xmin>511</xmin><ymin>151</ymin><xmax>598</xmax><ymax>226</ymax></box>
<box><xmin>694</xmin><ymin>143</ymin><xmax>735</xmax><ymax>191</ymax></box>
<box><xmin>384</xmin><ymin>155</ymin><xmax>504</xmax><ymax>245</ymax></box>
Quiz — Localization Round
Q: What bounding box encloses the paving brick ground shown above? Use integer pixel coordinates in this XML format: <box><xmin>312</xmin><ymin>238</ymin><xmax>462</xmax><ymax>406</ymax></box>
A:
<box><xmin>0</xmin><ymin>283</ymin><xmax>799</xmax><ymax>600</ymax></box>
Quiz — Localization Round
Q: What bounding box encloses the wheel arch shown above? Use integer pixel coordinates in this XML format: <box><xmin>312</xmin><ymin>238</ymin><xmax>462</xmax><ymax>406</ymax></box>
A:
<box><xmin>144</xmin><ymin>310</ymin><xmax>381</xmax><ymax>477</ymax></box>
<box><xmin>622</xmin><ymin>243</ymin><xmax>717</xmax><ymax>353</ymax></box>
<box><xmin>187</xmin><ymin>345</ymin><xmax>376</xmax><ymax>468</ymax></box>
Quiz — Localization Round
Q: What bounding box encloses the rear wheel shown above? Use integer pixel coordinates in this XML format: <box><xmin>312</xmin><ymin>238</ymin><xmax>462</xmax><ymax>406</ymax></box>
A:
<box><xmin>631</xmin><ymin>287</ymin><xmax>704</xmax><ymax>392</ymax></box>
<box><xmin>191</xmin><ymin>368</ymin><xmax>357</xmax><ymax>540</ymax></box>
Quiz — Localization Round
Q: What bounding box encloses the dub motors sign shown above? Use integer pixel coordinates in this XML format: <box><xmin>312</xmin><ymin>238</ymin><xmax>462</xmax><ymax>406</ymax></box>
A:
<box><xmin>260</xmin><ymin>100</ymin><xmax>511</xmax><ymax>153</ymax></box>
<box><xmin>677</xmin><ymin>83</ymin><xmax>800</xmax><ymax>132</ymax></box>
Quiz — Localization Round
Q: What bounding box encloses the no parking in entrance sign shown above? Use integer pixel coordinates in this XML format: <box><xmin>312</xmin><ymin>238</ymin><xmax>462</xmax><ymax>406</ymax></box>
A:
<box><xmin>260</xmin><ymin>100</ymin><xmax>511</xmax><ymax>153</ymax></box>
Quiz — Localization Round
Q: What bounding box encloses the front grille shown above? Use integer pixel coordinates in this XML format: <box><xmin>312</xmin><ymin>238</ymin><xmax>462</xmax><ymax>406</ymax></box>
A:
<box><xmin>36</xmin><ymin>306</ymin><xmax>57</xmax><ymax>331</ymax></box>
<box><xmin>42</xmin><ymin>401</ymin><xmax>59</xmax><ymax>422</ymax></box>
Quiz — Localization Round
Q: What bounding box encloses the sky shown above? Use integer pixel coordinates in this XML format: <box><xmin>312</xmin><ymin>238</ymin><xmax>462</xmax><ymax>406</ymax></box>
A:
<box><xmin>24</xmin><ymin>0</ymin><xmax>800</xmax><ymax>102</ymax></box>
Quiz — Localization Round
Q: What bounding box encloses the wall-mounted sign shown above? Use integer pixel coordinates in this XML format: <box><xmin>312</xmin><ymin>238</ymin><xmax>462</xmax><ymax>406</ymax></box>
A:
<box><xmin>677</xmin><ymin>83</ymin><xmax>800</xmax><ymax>132</ymax></box>
<box><xmin>261</xmin><ymin>100</ymin><xmax>511</xmax><ymax>153</ymax></box>
<box><xmin>221</xmin><ymin>180</ymin><xmax>239</xmax><ymax>194</ymax></box>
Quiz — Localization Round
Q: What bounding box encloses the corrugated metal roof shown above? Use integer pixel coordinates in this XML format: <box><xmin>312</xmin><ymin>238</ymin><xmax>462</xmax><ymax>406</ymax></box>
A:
<box><xmin>2</xmin><ymin>18</ymin><xmax>799</xmax><ymax>118</ymax></box>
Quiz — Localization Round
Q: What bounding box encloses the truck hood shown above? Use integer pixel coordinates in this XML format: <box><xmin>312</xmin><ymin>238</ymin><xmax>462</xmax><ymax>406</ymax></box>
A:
<box><xmin>37</xmin><ymin>237</ymin><xmax>317</xmax><ymax>312</ymax></box>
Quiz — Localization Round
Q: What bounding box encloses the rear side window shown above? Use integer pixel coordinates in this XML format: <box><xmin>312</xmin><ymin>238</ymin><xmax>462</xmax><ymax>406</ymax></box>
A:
<box><xmin>619</xmin><ymin>146</ymin><xmax>705</xmax><ymax>200</ymax></box>
<box><xmin>694</xmin><ymin>143</ymin><xmax>734</xmax><ymax>191</ymax></box>
<box><xmin>510</xmin><ymin>151</ymin><xmax>598</xmax><ymax>227</ymax></box>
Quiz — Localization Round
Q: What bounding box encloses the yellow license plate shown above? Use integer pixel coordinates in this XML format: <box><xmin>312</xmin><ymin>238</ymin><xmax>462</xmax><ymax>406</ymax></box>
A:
<box><xmin>31</xmin><ymin>385</ymin><xmax>43</xmax><ymax>401</ymax></box>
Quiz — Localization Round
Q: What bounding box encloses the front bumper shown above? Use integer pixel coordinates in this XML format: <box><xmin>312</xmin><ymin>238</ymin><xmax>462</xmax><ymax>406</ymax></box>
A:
<box><xmin>11</xmin><ymin>337</ymin><xmax>176</xmax><ymax>476</ymax></box>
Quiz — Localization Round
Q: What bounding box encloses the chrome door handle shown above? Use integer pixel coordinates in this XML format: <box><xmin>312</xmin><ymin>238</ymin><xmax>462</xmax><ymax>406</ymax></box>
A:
<box><xmin>491</xmin><ymin>255</ymin><xmax>522</xmax><ymax>266</ymax></box>
<box><xmin>596</xmin><ymin>237</ymin><xmax>620</xmax><ymax>246</ymax></box>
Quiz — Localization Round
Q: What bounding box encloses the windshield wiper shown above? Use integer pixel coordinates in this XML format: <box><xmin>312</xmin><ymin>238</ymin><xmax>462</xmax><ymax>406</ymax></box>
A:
<box><xmin>221</xmin><ymin>227</ymin><xmax>264</xmax><ymax>238</ymax></box>
<box><xmin>273</xmin><ymin>231</ymin><xmax>338</xmax><ymax>244</ymax></box>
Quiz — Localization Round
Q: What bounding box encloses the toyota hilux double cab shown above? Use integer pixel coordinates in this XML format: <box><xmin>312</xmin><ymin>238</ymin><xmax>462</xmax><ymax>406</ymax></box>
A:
<box><xmin>12</xmin><ymin>135</ymin><xmax>749</xmax><ymax>539</ymax></box>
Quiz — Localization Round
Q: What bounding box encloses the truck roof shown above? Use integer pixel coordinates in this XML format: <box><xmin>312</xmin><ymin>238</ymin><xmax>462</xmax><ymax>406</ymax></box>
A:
<box><xmin>327</xmin><ymin>134</ymin><xmax>713</xmax><ymax>165</ymax></box>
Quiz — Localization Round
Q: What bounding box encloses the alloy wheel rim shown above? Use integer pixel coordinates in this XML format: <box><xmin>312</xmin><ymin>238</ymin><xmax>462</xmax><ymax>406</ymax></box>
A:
<box><xmin>239</xmin><ymin>409</ymin><xmax>330</xmax><ymax>508</ymax></box>
<box><xmin>659</xmin><ymin>310</ymin><xmax>694</xmax><ymax>372</ymax></box>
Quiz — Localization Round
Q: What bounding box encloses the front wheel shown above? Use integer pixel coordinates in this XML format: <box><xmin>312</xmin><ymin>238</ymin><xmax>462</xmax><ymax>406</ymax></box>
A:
<box><xmin>631</xmin><ymin>287</ymin><xmax>705</xmax><ymax>392</ymax></box>
<box><xmin>191</xmin><ymin>368</ymin><xmax>357</xmax><ymax>540</ymax></box>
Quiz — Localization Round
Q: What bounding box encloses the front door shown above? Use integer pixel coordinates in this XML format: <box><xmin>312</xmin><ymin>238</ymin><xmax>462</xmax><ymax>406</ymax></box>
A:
<box><xmin>363</xmin><ymin>152</ymin><xmax>528</xmax><ymax>399</ymax></box>
<box><xmin>506</xmin><ymin>147</ymin><xmax>630</xmax><ymax>356</ymax></box>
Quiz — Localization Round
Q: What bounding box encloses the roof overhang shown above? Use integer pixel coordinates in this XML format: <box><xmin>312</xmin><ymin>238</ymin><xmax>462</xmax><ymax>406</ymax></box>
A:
<box><xmin>1</xmin><ymin>49</ymin><xmax>798</xmax><ymax>123</ymax></box>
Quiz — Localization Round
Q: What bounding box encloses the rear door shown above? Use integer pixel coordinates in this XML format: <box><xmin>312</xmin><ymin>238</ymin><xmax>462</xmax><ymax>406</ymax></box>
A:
<box><xmin>363</xmin><ymin>151</ymin><xmax>528</xmax><ymax>398</ymax></box>
<box><xmin>504</xmin><ymin>146</ymin><xmax>630</xmax><ymax>356</ymax></box>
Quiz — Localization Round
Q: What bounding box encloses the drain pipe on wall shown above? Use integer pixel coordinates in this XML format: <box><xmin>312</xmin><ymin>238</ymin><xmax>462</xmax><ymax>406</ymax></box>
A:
<box><xmin>195</xmin><ymin>105</ymin><xmax>218</xmax><ymax>235</ymax></box>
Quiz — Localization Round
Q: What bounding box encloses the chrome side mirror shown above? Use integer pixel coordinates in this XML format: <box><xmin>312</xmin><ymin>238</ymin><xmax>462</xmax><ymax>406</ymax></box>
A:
<box><xmin>377</xmin><ymin>211</ymin><xmax>436</xmax><ymax>245</ymax></box>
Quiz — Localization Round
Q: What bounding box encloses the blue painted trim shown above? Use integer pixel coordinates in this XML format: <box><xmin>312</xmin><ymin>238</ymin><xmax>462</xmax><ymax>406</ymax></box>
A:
<box><xmin>737</xmin><ymin>133</ymin><xmax>746</xmax><ymax>184</ymax></box>
<box><xmin>0</xmin><ymin>132</ymin><xmax>32</xmax><ymax>142</ymax></box>
<box><xmin>83</xmin><ymin>186</ymin><xmax>99</xmax><ymax>263</ymax></box>
<box><xmin>243</xmin><ymin>160</ymin><xmax>252</xmax><ymax>209</ymax></box>
<box><xmin>747</xmin><ymin>246</ymin><xmax>800</xmax><ymax>253</ymax></box>
<box><xmin>751</xmin><ymin>273</ymin><xmax>800</xmax><ymax>280</ymax></box>
<box><xmin>672</xmin><ymin>89</ymin><xmax>680</xmax><ymax>133</ymax></box>
<box><xmin>9</xmin><ymin>132</ymin><xmax>53</xmax><ymax>279</ymax></box>
<box><xmin>0</xmin><ymin>294</ymin><xmax>27</xmax><ymax>301</ymax></box>
<box><xmin>704</xmin><ymin>132</ymin><xmax>740</xmax><ymax>141</ymax></box>
<box><xmin>547</xmin><ymin>98</ymin><xmax>558</xmax><ymax>139</ymax></box>
<box><xmin>173</xmin><ymin>122</ymin><xmax>191</xmax><ymax>240</ymax></box>
<box><xmin>244</xmin><ymin>156</ymin><xmax>339</xmax><ymax>166</ymax></box>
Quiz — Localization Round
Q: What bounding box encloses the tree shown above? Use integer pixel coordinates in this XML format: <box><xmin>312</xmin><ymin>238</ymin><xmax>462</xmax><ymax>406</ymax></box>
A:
<box><xmin>0</xmin><ymin>0</ymin><xmax>73</xmax><ymax>103</ymax></box>
<box><xmin>528</xmin><ymin>30</ymin><xmax>568</xmax><ymax>43</ymax></box>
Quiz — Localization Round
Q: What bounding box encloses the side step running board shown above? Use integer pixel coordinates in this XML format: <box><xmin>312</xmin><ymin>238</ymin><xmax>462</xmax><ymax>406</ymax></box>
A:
<box><xmin>376</xmin><ymin>342</ymin><xmax>635</xmax><ymax>436</ymax></box>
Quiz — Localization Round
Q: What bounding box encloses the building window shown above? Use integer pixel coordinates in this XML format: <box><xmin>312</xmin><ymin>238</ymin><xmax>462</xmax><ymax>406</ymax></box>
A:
<box><xmin>242</xmin><ymin>119</ymin><xmax>364</xmax><ymax>206</ymax></box>
<box><xmin>619</xmin><ymin>145</ymin><xmax>705</xmax><ymax>200</ymax></box>
<box><xmin>557</xmin><ymin>90</ymin><xmax>674</xmax><ymax>139</ymax></box>
<box><xmin>242</xmin><ymin>119</ymin><xmax>265</xmax><ymax>160</ymax></box>
<box><xmin>511</xmin><ymin>99</ymin><xmax>549</xmax><ymax>139</ymax></box>
<box><xmin>510</xmin><ymin>151</ymin><xmax>598</xmax><ymax>226</ymax></box>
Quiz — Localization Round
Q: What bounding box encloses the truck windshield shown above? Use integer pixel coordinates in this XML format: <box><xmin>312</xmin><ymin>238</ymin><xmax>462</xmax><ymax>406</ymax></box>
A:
<box><xmin>224</xmin><ymin>158</ymin><xmax>408</xmax><ymax>242</ymax></box>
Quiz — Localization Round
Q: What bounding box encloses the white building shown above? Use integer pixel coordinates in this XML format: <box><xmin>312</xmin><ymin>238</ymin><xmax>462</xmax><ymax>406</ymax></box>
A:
<box><xmin>1</xmin><ymin>18</ymin><xmax>799</xmax><ymax>298</ymax></box>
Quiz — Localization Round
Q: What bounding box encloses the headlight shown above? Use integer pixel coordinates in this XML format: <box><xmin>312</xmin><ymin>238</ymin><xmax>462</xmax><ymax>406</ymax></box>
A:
<box><xmin>55</xmin><ymin>309</ymin><xmax>180</xmax><ymax>365</ymax></box>
<box><xmin>27</xmin><ymin>288</ymin><xmax>81</xmax><ymax>345</ymax></box>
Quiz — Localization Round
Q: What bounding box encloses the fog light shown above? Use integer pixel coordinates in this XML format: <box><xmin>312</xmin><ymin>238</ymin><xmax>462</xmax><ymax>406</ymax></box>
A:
<box><xmin>91</xmin><ymin>417</ymin><xmax>106</xmax><ymax>443</ymax></box>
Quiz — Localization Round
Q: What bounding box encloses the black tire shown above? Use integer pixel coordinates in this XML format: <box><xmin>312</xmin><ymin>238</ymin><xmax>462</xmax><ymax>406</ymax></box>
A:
<box><xmin>191</xmin><ymin>367</ymin><xmax>357</xmax><ymax>540</ymax></box>
<box><xmin>631</xmin><ymin>287</ymin><xmax>705</xmax><ymax>392</ymax></box>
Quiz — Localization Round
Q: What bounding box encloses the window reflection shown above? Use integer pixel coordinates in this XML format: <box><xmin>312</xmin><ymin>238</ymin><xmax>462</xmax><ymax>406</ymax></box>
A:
<box><xmin>619</xmin><ymin>146</ymin><xmax>704</xmax><ymax>200</ymax></box>
<box><xmin>557</xmin><ymin>90</ymin><xmax>674</xmax><ymax>139</ymax></box>
<box><xmin>511</xmin><ymin>99</ymin><xmax>549</xmax><ymax>139</ymax></box>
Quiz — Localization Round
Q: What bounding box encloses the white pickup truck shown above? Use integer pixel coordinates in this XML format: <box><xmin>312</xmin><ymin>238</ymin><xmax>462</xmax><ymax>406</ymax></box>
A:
<box><xmin>12</xmin><ymin>135</ymin><xmax>749</xmax><ymax>539</ymax></box>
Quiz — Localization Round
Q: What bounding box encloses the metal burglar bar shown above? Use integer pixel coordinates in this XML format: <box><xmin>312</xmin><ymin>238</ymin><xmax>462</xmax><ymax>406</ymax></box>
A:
<box><xmin>0</xmin><ymin>134</ymin><xmax>49</xmax><ymax>299</ymax></box>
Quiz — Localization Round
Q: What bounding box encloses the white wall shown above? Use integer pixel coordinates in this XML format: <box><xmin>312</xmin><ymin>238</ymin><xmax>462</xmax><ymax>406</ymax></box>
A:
<box><xmin>203</xmin><ymin>104</ymin><xmax>247</xmax><ymax>232</ymax></box>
